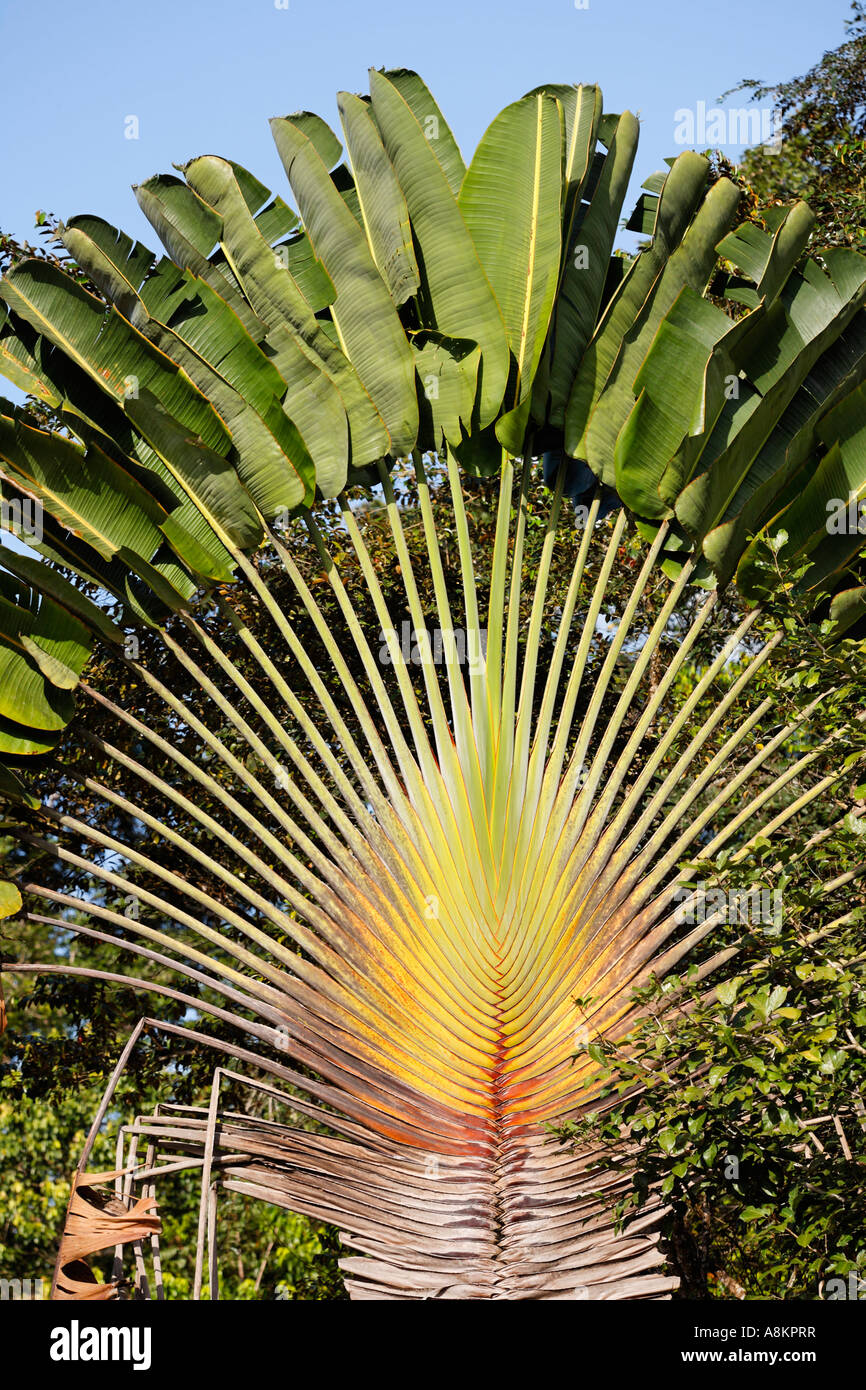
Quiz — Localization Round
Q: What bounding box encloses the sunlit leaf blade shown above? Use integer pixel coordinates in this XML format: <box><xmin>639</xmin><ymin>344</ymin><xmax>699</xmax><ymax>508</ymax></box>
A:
<box><xmin>583</xmin><ymin>176</ymin><xmax>742</xmax><ymax>484</ymax></box>
<box><xmin>565</xmin><ymin>151</ymin><xmax>713</xmax><ymax>462</ymax></box>
<box><xmin>0</xmin><ymin>880</ymin><xmax>22</xmax><ymax>920</ymax></box>
<box><xmin>412</xmin><ymin>331</ymin><xmax>480</xmax><ymax>451</ymax></box>
<box><xmin>546</xmin><ymin>108</ymin><xmax>638</xmax><ymax>428</ymax></box>
<box><xmin>0</xmin><ymin>261</ymin><xmax>230</xmax><ymax>452</ymax></box>
<box><xmin>270</xmin><ymin>114</ymin><xmax>419</xmax><ymax>456</ymax></box>
<box><xmin>338</xmin><ymin>91</ymin><xmax>420</xmax><ymax>308</ymax></box>
<box><xmin>379</xmin><ymin>68</ymin><xmax>467</xmax><ymax>196</ymax></box>
<box><xmin>458</xmin><ymin>93</ymin><xmax>563</xmax><ymax>453</ymax></box>
<box><xmin>184</xmin><ymin>153</ymin><xmax>382</xmax><ymax>476</ymax></box>
<box><xmin>133</xmin><ymin>175</ymin><xmax>264</xmax><ymax>336</ymax></box>
<box><xmin>369</xmin><ymin>69</ymin><xmax>510</xmax><ymax>432</ymax></box>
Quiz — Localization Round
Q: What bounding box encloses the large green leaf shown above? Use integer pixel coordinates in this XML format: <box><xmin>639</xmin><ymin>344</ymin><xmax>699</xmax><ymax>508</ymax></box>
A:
<box><xmin>60</xmin><ymin>215</ymin><xmax>155</xmax><ymax>316</ymax></box>
<box><xmin>564</xmin><ymin>151</ymin><xmax>714</xmax><ymax>461</ymax></box>
<box><xmin>738</xmin><ymin>375</ymin><xmax>866</xmax><ymax>594</ymax></box>
<box><xmin>270</xmin><ymin>116</ymin><xmax>419</xmax><ymax>456</ymax></box>
<box><xmin>337</xmin><ymin>91</ymin><xmax>420</xmax><ymax>308</ymax></box>
<box><xmin>0</xmin><ymin>584</ymin><xmax>90</xmax><ymax>729</ymax></box>
<box><xmin>0</xmin><ymin>546</ymin><xmax>121</xmax><ymax>644</ymax></box>
<box><xmin>583</xmin><ymin>176</ymin><xmax>742</xmax><ymax>484</ymax></box>
<box><xmin>458</xmin><ymin>93</ymin><xmax>564</xmax><ymax>454</ymax></box>
<box><xmin>133</xmin><ymin>175</ymin><xmax>264</xmax><ymax>336</ymax></box>
<box><xmin>378</xmin><ymin>68</ymin><xmax>467</xmax><ymax>196</ymax></box>
<box><xmin>555</xmin><ymin>111</ymin><xmax>639</xmax><ymax>429</ymax></box>
<box><xmin>412</xmin><ymin>330</ymin><xmax>480</xmax><ymax>452</ymax></box>
<box><xmin>125</xmin><ymin>390</ymin><xmax>263</xmax><ymax>552</ymax></box>
<box><xmin>137</xmin><ymin>260</ymin><xmax>316</xmax><ymax>513</ymax></box>
<box><xmin>0</xmin><ymin>409</ymin><xmax>188</xmax><ymax>588</ymax></box>
<box><xmin>272</xmin><ymin>229</ymin><xmax>335</xmax><ymax>311</ymax></box>
<box><xmin>57</xmin><ymin>221</ymin><xmax>318</xmax><ymax>518</ymax></box>
<box><xmin>369</xmin><ymin>69</ymin><xmax>510</xmax><ymax>434</ymax></box>
<box><xmin>0</xmin><ymin>261</ymin><xmax>229</xmax><ymax>453</ymax></box>
<box><xmin>184</xmin><ymin>154</ymin><xmax>382</xmax><ymax>478</ymax></box>
<box><xmin>614</xmin><ymin>286</ymin><xmax>736</xmax><ymax>516</ymax></box>
<box><xmin>679</xmin><ymin>261</ymin><xmax>866</xmax><ymax>576</ymax></box>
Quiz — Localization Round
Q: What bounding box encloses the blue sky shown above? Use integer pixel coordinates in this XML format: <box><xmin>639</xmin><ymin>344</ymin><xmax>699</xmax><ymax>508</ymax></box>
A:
<box><xmin>0</xmin><ymin>0</ymin><xmax>855</xmax><ymax>250</ymax></box>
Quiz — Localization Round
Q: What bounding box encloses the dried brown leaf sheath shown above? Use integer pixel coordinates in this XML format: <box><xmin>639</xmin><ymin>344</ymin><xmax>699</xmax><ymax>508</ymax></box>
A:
<box><xmin>52</xmin><ymin>1171</ymin><xmax>161</xmax><ymax>1301</ymax></box>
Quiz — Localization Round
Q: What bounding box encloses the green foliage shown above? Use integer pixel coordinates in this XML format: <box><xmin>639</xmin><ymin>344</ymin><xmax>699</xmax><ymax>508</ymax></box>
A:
<box><xmin>730</xmin><ymin>3</ymin><xmax>866</xmax><ymax>251</ymax></box>
<box><xmin>559</xmin><ymin>917</ymin><xmax>866</xmax><ymax>1299</ymax></box>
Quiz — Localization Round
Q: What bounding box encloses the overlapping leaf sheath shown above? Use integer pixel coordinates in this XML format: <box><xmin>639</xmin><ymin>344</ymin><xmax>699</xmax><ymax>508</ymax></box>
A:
<box><xmin>0</xmin><ymin>70</ymin><xmax>864</xmax><ymax>1299</ymax></box>
<box><xmin>110</xmin><ymin>1100</ymin><xmax>676</xmax><ymax>1299</ymax></box>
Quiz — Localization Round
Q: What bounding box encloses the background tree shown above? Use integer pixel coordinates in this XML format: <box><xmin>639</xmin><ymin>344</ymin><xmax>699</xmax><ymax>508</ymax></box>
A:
<box><xmin>726</xmin><ymin>2</ymin><xmax>866</xmax><ymax>250</ymax></box>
